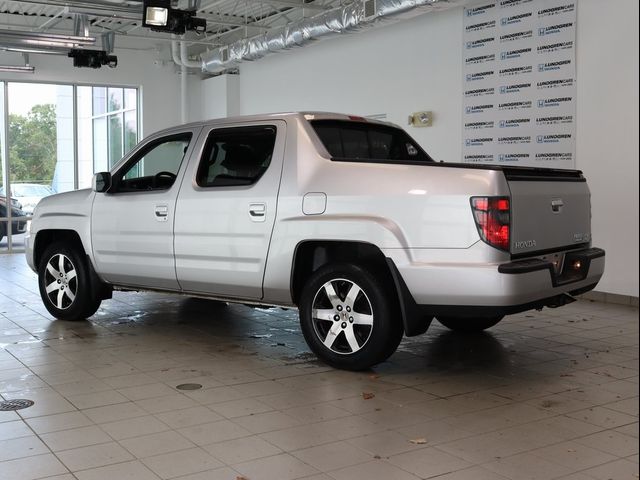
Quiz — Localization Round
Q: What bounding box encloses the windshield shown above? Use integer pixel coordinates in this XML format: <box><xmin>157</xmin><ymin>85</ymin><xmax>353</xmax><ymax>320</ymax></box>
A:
<box><xmin>311</xmin><ymin>120</ymin><xmax>433</xmax><ymax>163</ymax></box>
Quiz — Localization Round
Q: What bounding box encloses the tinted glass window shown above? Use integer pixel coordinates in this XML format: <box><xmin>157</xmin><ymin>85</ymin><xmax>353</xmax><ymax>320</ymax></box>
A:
<box><xmin>311</xmin><ymin>120</ymin><xmax>433</xmax><ymax>162</ymax></box>
<box><xmin>197</xmin><ymin>126</ymin><xmax>276</xmax><ymax>187</ymax></box>
<box><xmin>114</xmin><ymin>133</ymin><xmax>192</xmax><ymax>192</ymax></box>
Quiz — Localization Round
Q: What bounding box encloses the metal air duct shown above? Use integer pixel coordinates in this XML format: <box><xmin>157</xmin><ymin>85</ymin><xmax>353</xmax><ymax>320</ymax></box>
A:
<box><xmin>201</xmin><ymin>0</ymin><xmax>464</xmax><ymax>73</ymax></box>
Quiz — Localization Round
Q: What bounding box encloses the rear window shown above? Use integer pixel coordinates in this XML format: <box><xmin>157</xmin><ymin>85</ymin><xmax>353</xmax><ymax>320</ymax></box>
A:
<box><xmin>311</xmin><ymin>120</ymin><xmax>433</xmax><ymax>162</ymax></box>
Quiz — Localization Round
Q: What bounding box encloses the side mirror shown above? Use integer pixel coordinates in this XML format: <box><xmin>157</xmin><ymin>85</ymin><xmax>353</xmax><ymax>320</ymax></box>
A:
<box><xmin>92</xmin><ymin>172</ymin><xmax>112</xmax><ymax>193</ymax></box>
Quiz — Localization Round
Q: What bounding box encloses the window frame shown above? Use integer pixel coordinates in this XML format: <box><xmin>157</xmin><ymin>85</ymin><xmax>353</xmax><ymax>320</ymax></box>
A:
<box><xmin>195</xmin><ymin>125</ymin><xmax>278</xmax><ymax>189</ymax></box>
<box><xmin>109</xmin><ymin>131</ymin><xmax>193</xmax><ymax>194</ymax></box>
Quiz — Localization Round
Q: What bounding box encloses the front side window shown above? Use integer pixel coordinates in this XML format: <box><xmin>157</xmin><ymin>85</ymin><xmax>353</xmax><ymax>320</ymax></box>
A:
<box><xmin>311</xmin><ymin>120</ymin><xmax>433</xmax><ymax>162</ymax></box>
<box><xmin>196</xmin><ymin>126</ymin><xmax>277</xmax><ymax>187</ymax></box>
<box><xmin>113</xmin><ymin>133</ymin><xmax>192</xmax><ymax>192</ymax></box>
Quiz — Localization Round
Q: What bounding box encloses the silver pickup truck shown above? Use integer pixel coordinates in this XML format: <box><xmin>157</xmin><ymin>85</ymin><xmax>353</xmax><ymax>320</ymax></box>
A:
<box><xmin>25</xmin><ymin>112</ymin><xmax>605</xmax><ymax>370</ymax></box>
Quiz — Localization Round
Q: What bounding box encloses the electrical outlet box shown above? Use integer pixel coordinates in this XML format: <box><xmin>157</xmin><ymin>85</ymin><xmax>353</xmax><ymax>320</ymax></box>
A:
<box><xmin>408</xmin><ymin>111</ymin><xmax>433</xmax><ymax>127</ymax></box>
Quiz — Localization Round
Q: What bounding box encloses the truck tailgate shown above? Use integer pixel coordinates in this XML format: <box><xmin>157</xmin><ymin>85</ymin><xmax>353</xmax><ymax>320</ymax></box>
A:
<box><xmin>506</xmin><ymin>169</ymin><xmax>591</xmax><ymax>256</ymax></box>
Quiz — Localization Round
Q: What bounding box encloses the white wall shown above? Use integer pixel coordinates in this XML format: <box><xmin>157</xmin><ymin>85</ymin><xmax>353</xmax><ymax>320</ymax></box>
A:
<box><xmin>575</xmin><ymin>0</ymin><xmax>639</xmax><ymax>297</ymax></box>
<box><xmin>200</xmin><ymin>74</ymin><xmax>240</xmax><ymax>120</ymax></box>
<box><xmin>225</xmin><ymin>0</ymin><xmax>638</xmax><ymax>296</ymax></box>
<box><xmin>1</xmin><ymin>47</ymin><xmax>183</xmax><ymax>137</ymax></box>
<box><xmin>238</xmin><ymin>8</ymin><xmax>463</xmax><ymax>163</ymax></box>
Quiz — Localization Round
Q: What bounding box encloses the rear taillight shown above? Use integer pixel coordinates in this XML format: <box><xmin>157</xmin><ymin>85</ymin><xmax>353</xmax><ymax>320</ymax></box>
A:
<box><xmin>470</xmin><ymin>196</ymin><xmax>510</xmax><ymax>251</ymax></box>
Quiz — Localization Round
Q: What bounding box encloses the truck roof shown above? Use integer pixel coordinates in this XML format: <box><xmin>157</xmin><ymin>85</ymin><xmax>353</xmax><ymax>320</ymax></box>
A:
<box><xmin>150</xmin><ymin>112</ymin><xmax>397</xmax><ymax>137</ymax></box>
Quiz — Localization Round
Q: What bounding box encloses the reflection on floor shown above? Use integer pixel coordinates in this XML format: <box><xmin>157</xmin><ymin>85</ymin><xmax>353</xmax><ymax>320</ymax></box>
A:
<box><xmin>0</xmin><ymin>254</ymin><xmax>638</xmax><ymax>480</ymax></box>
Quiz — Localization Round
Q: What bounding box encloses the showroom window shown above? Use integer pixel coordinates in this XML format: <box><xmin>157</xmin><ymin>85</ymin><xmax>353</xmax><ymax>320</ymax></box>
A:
<box><xmin>77</xmin><ymin>85</ymin><xmax>138</xmax><ymax>188</ymax></box>
<box><xmin>0</xmin><ymin>81</ymin><xmax>139</xmax><ymax>253</ymax></box>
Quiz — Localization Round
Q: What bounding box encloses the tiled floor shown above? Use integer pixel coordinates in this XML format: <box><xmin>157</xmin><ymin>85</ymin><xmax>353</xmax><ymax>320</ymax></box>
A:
<box><xmin>0</xmin><ymin>253</ymin><xmax>637</xmax><ymax>480</ymax></box>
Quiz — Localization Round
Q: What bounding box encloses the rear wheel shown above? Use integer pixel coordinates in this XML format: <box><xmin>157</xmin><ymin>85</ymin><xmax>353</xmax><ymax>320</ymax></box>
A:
<box><xmin>38</xmin><ymin>242</ymin><xmax>102</xmax><ymax>321</ymax></box>
<box><xmin>437</xmin><ymin>315</ymin><xmax>504</xmax><ymax>332</ymax></box>
<box><xmin>299</xmin><ymin>263</ymin><xmax>403</xmax><ymax>371</ymax></box>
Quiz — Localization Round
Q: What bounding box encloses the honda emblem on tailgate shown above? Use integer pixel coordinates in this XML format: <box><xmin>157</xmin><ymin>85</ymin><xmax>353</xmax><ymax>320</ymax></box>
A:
<box><xmin>551</xmin><ymin>198</ymin><xmax>564</xmax><ymax>213</ymax></box>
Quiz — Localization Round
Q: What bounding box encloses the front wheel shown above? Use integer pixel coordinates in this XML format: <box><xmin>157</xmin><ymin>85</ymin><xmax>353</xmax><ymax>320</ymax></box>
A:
<box><xmin>299</xmin><ymin>263</ymin><xmax>403</xmax><ymax>371</ymax></box>
<box><xmin>437</xmin><ymin>315</ymin><xmax>504</xmax><ymax>332</ymax></box>
<box><xmin>38</xmin><ymin>242</ymin><xmax>102</xmax><ymax>321</ymax></box>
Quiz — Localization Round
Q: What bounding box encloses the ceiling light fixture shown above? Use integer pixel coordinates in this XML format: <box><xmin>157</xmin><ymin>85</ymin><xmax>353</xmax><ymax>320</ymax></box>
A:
<box><xmin>142</xmin><ymin>0</ymin><xmax>206</xmax><ymax>35</ymax></box>
<box><xmin>0</xmin><ymin>29</ymin><xmax>96</xmax><ymax>49</ymax></box>
<box><xmin>0</xmin><ymin>65</ymin><xmax>35</xmax><ymax>73</ymax></box>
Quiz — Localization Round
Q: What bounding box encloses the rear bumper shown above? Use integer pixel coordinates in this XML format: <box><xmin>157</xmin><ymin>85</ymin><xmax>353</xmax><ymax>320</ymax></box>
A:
<box><xmin>386</xmin><ymin>246</ymin><xmax>605</xmax><ymax>336</ymax></box>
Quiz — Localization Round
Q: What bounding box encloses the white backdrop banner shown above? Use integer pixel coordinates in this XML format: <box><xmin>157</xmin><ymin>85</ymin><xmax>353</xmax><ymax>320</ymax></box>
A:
<box><xmin>462</xmin><ymin>0</ymin><xmax>576</xmax><ymax>168</ymax></box>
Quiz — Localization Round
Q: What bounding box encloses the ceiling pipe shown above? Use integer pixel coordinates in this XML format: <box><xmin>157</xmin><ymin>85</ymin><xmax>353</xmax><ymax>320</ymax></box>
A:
<box><xmin>201</xmin><ymin>0</ymin><xmax>466</xmax><ymax>73</ymax></box>
<box><xmin>180</xmin><ymin>41</ymin><xmax>201</xmax><ymax>69</ymax></box>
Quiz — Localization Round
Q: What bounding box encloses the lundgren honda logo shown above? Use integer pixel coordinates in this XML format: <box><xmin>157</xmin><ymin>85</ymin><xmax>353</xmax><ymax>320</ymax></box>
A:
<box><xmin>465</xmin><ymin>104</ymin><xmax>494</xmax><ymax>114</ymax></box>
<box><xmin>538</xmin><ymin>59</ymin><xmax>571</xmax><ymax>72</ymax></box>
<box><xmin>466</xmin><ymin>70</ymin><xmax>494</xmax><ymax>81</ymax></box>
<box><xmin>498</xmin><ymin>153</ymin><xmax>530</xmax><ymax>162</ymax></box>
<box><xmin>499</xmin><ymin>100</ymin><xmax>532</xmax><ymax>110</ymax></box>
<box><xmin>536</xmin><ymin>115</ymin><xmax>573</xmax><ymax>125</ymax></box>
<box><xmin>501</xmin><ymin>12</ymin><xmax>532</xmax><ymax>25</ymax></box>
<box><xmin>537</xmin><ymin>41</ymin><xmax>573</xmax><ymax>54</ymax></box>
<box><xmin>498</xmin><ymin>136</ymin><xmax>531</xmax><ymax>144</ymax></box>
<box><xmin>499</xmin><ymin>82</ymin><xmax>531</xmax><ymax>94</ymax></box>
<box><xmin>501</xmin><ymin>48</ymin><xmax>531</xmax><ymax>60</ymax></box>
<box><xmin>535</xmin><ymin>152</ymin><xmax>572</xmax><ymax>162</ymax></box>
<box><xmin>499</xmin><ymin>65</ymin><xmax>533</xmax><ymax>77</ymax></box>
<box><xmin>538</xmin><ymin>22</ymin><xmax>573</xmax><ymax>36</ymax></box>
<box><xmin>538</xmin><ymin>3</ymin><xmax>575</xmax><ymax>17</ymax></box>
<box><xmin>500</xmin><ymin>30</ymin><xmax>533</xmax><ymax>43</ymax></box>
<box><xmin>465</xmin><ymin>154</ymin><xmax>495</xmax><ymax>162</ymax></box>
<box><xmin>465</xmin><ymin>87</ymin><xmax>495</xmax><ymax>97</ymax></box>
<box><xmin>466</xmin><ymin>3</ymin><xmax>494</xmax><ymax>16</ymax></box>
<box><xmin>466</xmin><ymin>54</ymin><xmax>496</xmax><ymax>65</ymax></box>
<box><xmin>499</xmin><ymin>118</ymin><xmax>530</xmax><ymax>128</ymax></box>
<box><xmin>538</xmin><ymin>96</ymin><xmax>573</xmax><ymax>108</ymax></box>
<box><xmin>537</xmin><ymin>78</ymin><xmax>574</xmax><ymax>90</ymax></box>
<box><xmin>465</xmin><ymin>20</ymin><xmax>496</xmax><ymax>32</ymax></box>
<box><xmin>536</xmin><ymin>133</ymin><xmax>572</xmax><ymax>143</ymax></box>
<box><xmin>466</xmin><ymin>37</ymin><xmax>495</xmax><ymax>49</ymax></box>
<box><xmin>500</xmin><ymin>0</ymin><xmax>532</xmax><ymax>8</ymax></box>
<box><xmin>465</xmin><ymin>137</ymin><xmax>493</xmax><ymax>147</ymax></box>
<box><xmin>465</xmin><ymin>121</ymin><xmax>494</xmax><ymax>130</ymax></box>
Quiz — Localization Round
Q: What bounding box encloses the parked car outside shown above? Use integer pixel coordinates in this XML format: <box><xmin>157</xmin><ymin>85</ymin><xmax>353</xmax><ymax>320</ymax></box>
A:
<box><xmin>0</xmin><ymin>196</ymin><xmax>28</xmax><ymax>242</ymax></box>
<box><xmin>0</xmin><ymin>183</ymin><xmax>55</xmax><ymax>216</ymax></box>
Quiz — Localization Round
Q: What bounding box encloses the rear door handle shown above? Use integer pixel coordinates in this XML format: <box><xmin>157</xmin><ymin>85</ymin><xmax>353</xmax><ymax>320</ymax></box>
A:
<box><xmin>154</xmin><ymin>205</ymin><xmax>169</xmax><ymax>222</ymax></box>
<box><xmin>249</xmin><ymin>203</ymin><xmax>266</xmax><ymax>222</ymax></box>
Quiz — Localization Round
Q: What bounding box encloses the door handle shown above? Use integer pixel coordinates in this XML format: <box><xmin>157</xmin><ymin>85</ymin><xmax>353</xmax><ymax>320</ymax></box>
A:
<box><xmin>154</xmin><ymin>205</ymin><xmax>169</xmax><ymax>222</ymax></box>
<box><xmin>249</xmin><ymin>203</ymin><xmax>266</xmax><ymax>222</ymax></box>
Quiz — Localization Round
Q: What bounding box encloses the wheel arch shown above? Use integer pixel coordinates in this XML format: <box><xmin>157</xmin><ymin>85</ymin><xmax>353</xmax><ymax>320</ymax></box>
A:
<box><xmin>34</xmin><ymin>229</ymin><xmax>112</xmax><ymax>301</ymax></box>
<box><xmin>34</xmin><ymin>229</ymin><xmax>86</xmax><ymax>269</ymax></box>
<box><xmin>290</xmin><ymin>240</ymin><xmax>432</xmax><ymax>337</ymax></box>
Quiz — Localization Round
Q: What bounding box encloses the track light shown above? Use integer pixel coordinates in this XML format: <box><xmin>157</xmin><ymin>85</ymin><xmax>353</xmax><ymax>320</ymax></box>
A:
<box><xmin>68</xmin><ymin>49</ymin><xmax>117</xmax><ymax>69</ymax></box>
<box><xmin>0</xmin><ymin>65</ymin><xmax>35</xmax><ymax>73</ymax></box>
<box><xmin>143</xmin><ymin>0</ymin><xmax>206</xmax><ymax>35</ymax></box>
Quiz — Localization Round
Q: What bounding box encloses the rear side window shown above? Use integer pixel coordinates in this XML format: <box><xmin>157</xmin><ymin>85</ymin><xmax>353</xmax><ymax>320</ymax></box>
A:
<box><xmin>311</xmin><ymin>120</ymin><xmax>433</xmax><ymax>162</ymax></box>
<box><xmin>196</xmin><ymin>126</ymin><xmax>277</xmax><ymax>187</ymax></box>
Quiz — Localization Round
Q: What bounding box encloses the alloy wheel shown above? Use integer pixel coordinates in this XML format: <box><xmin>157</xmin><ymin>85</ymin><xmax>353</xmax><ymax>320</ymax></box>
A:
<box><xmin>311</xmin><ymin>278</ymin><xmax>374</xmax><ymax>355</ymax></box>
<box><xmin>43</xmin><ymin>254</ymin><xmax>78</xmax><ymax>310</ymax></box>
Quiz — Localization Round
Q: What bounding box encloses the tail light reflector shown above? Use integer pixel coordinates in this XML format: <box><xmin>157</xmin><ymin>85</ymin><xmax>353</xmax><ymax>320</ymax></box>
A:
<box><xmin>471</xmin><ymin>196</ymin><xmax>510</xmax><ymax>251</ymax></box>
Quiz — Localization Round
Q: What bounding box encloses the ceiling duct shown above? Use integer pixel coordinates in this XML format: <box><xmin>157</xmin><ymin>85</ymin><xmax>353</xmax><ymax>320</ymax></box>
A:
<box><xmin>201</xmin><ymin>0</ymin><xmax>465</xmax><ymax>73</ymax></box>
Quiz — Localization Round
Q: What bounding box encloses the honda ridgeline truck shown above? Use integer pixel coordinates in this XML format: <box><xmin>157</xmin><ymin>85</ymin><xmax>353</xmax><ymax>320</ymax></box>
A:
<box><xmin>25</xmin><ymin>112</ymin><xmax>605</xmax><ymax>370</ymax></box>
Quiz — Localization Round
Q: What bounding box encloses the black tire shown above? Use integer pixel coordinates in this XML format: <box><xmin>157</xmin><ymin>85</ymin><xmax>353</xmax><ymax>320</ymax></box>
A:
<box><xmin>299</xmin><ymin>263</ymin><xmax>403</xmax><ymax>371</ymax></box>
<box><xmin>38</xmin><ymin>242</ymin><xmax>102</xmax><ymax>321</ymax></box>
<box><xmin>437</xmin><ymin>315</ymin><xmax>504</xmax><ymax>332</ymax></box>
